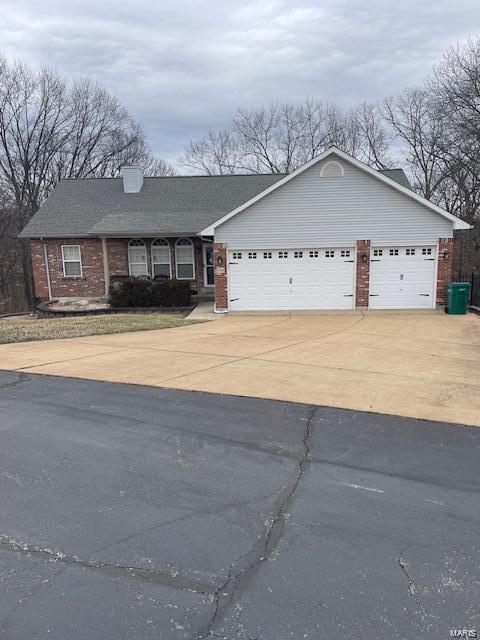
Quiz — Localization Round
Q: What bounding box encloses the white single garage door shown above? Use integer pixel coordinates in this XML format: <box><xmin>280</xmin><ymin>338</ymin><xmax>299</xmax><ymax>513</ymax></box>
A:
<box><xmin>228</xmin><ymin>248</ymin><xmax>355</xmax><ymax>311</ymax></box>
<box><xmin>369</xmin><ymin>246</ymin><xmax>436</xmax><ymax>309</ymax></box>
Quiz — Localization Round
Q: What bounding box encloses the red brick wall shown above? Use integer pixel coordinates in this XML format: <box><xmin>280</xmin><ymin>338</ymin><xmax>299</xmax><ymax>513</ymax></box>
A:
<box><xmin>31</xmin><ymin>236</ymin><xmax>206</xmax><ymax>300</ymax></box>
<box><xmin>436</xmin><ymin>237</ymin><xmax>454</xmax><ymax>305</ymax></box>
<box><xmin>108</xmin><ymin>237</ymin><xmax>205</xmax><ymax>289</ymax></box>
<box><xmin>31</xmin><ymin>240</ymin><xmax>50</xmax><ymax>299</ymax></box>
<box><xmin>213</xmin><ymin>243</ymin><xmax>228</xmax><ymax>311</ymax></box>
<box><xmin>31</xmin><ymin>238</ymin><xmax>105</xmax><ymax>300</ymax></box>
<box><xmin>107</xmin><ymin>239</ymin><xmax>129</xmax><ymax>276</ymax></box>
<box><xmin>356</xmin><ymin>239</ymin><xmax>371</xmax><ymax>307</ymax></box>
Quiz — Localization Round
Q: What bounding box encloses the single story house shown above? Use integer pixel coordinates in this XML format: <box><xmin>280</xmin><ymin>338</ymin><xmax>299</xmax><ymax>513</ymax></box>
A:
<box><xmin>20</xmin><ymin>147</ymin><xmax>470</xmax><ymax>312</ymax></box>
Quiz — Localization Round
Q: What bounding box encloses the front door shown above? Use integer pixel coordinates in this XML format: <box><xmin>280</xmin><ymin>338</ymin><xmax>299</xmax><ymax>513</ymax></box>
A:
<box><xmin>203</xmin><ymin>244</ymin><xmax>214</xmax><ymax>286</ymax></box>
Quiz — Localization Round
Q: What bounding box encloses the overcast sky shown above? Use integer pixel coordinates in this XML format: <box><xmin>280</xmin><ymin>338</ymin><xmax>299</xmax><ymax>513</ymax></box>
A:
<box><xmin>1</xmin><ymin>0</ymin><xmax>479</xmax><ymax>166</ymax></box>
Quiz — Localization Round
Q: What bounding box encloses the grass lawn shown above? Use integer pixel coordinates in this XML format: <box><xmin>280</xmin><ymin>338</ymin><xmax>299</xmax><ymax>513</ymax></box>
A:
<box><xmin>0</xmin><ymin>313</ymin><xmax>198</xmax><ymax>344</ymax></box>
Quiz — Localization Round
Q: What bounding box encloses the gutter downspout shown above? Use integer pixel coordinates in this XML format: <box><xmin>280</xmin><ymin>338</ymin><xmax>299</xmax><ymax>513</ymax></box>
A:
<box><xmin>101</xmin><ymin>237</ymin><xmax>110</xmax><ymax>298</ymax></box>
<box><xmin>42</xmin><ymin>241</ymin><xmax>52</xmax><ymax>302</ymax></box>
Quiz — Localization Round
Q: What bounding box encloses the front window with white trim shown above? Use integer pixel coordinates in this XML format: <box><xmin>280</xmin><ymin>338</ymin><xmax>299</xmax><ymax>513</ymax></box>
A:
<box><xmin>128</xmin><ymin>239</ymin><xmax>148</xmax><ymax>276</ymax></box>
<box><xmin>62</xmin><ymin>245</ymin><xmax>82</xmax><ymax>277</ymax></box>
<box><xmin>151</xmin><ymin>238</ymin><xmax>171</xmax><ymax>278</ymax></box>
<box><xmin>175</xmin><ymin>238</ymin><xmax>195</xmax><ymax>279</ymax></box>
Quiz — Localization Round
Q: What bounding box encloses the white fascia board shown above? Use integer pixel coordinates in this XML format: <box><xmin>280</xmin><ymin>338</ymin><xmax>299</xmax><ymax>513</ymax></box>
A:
<box><xmin>200</xmin><ymin>146</ymin><xmax>471</xmax><ymax>234</ymax></box>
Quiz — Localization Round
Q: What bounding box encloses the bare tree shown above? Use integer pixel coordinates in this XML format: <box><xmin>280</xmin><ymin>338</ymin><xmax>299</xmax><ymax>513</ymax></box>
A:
<box><xmin>381</xmin><ymin>88</ymin><xmax>447</xmax><ymax>200</ymax></box>
<box><xmin>348</xmin><ymin>102</ymin><xmax>391</xmax><ymax>170</ymax></box>
<box><xmin>181</xmin><ymin>129</ymin><xmax>240</xmax><ymax>175</ymax></box>
<box><xmin>180</xmin><ymin>99</ymin><xmax>391</xmax><ymax>175</ymax></box>
<box><xmin>0</xmin><ymin>55</ymin><xmax>172</xmax><ymax>306</ymax></box>
<box><xmin>427</xmin><ymin>39</ymin><xmax>480</xmax><ymax>275</ymax></box>
<box><xmin>143</xmin><ymin>157</ymin><xmax>176</xmax><ymax>177</ymax></box>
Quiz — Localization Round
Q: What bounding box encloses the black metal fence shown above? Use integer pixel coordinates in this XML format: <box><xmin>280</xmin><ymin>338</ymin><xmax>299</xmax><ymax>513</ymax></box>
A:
<box><xmin>457</xmin><ymin>273</ymin><xmax>480</xmax><ymax>307</ymax></box>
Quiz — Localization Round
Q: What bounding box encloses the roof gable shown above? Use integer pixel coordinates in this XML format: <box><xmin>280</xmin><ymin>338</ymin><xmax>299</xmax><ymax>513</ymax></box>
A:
<box><xmin>200</xmin><ymin>147</ymin><xmax>470</xmax><ymax>234</ymax></box>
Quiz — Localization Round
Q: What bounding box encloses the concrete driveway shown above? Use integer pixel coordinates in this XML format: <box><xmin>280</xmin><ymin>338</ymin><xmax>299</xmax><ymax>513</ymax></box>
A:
<box><xmin>1</xmin><ymin>310</ymin><xmax>479</xmax><ymax>426</ymax></box>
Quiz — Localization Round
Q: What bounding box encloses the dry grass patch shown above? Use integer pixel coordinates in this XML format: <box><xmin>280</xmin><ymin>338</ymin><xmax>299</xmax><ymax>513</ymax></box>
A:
<box><xmin>0</xmin><ymin>313</ymin><xmax>198</xmax><ymax>344</ymax></box>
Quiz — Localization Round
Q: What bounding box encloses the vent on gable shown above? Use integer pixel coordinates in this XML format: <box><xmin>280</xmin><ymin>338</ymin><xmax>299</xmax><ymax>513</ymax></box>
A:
<box><xmin>320</xmin><ymin>160</ymin><xmax>344</xmax><ymax>178</ymax></box>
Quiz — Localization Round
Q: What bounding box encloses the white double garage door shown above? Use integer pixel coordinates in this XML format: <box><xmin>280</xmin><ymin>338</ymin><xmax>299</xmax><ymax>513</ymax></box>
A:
<box><xmin>228</xmin><ymin>246</ymin><xmax>437</xmax><ymax>311</ymax></box>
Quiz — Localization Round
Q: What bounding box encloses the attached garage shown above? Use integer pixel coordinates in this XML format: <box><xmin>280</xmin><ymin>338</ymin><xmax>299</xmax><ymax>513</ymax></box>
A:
<box><xmin>201</xmin><ymin>148</ymin><xmax>470</xmax><ymax>313</ymax></box>
<box><xmin>228</xmin><ymin>247</ymin><xmax>355</xmax><ymax>311</ymax></box>
<box><xmin>369</xmin><ymin>246</ymin><xmax>437</xmax><ymax>309</ymax></box>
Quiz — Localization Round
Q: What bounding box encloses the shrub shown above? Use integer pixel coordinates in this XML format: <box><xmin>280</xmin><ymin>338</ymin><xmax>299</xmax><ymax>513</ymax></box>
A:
<box><xmin>109</xmin><ymin>277</ymin><xmax>191</xmax><ymax>308</ymax></box>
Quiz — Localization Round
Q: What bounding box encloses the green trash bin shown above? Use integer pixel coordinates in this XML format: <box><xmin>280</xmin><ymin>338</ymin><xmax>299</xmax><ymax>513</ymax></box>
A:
<box><xmin>446</xmin><ymin>282</ymin><xmax>471</xmax><ymax>314</ymax></box>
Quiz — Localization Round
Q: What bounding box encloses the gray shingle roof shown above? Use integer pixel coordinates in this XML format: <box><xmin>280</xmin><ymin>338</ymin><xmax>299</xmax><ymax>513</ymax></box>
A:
<box><xmin>379</xmin><ymin>169</ymin><xmax>412</xmax><ymax>190</ymax></box>
<box><xmin>19</xmin><ymin>174</ymin><xmax>286</xmax><ymax>238</ymax></box>
<box><xmin>19</xmin><ymin>168</ymin><xmax>411</xmax><ymax>238</ymax></box>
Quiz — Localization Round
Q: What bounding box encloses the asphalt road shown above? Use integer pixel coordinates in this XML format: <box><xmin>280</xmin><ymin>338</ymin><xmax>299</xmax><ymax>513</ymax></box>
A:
<box><xmin>0</xmin><ymin>369</ymin><xmax>479</xmax><ymax>640</ymax></box>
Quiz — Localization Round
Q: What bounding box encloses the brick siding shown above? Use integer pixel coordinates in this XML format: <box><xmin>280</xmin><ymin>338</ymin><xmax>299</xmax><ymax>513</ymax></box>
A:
<box><xmin>31</xmin><ymin>238</ymin><xmax>105</xmax><ymax>300</ymax></box>
<box><xmin>31</xmin><ymin>236</ymin><xmax>206</xmax><ymax>300</ymax></box>
<box><xmin>356</xmin><ymin>239</ymin><xmax>371</xmax><ymax>307</ymax></box>
<box><xmin>213</xmin><ymin>243</ymin><xmax>228</xmax><ymax>311</ymax></box>
<box><xmin>31</xmin><ymin>236</ymin><xmax>454</xmax><ymax>309</ymax></box>
<box><xmin>436</xmin><ymin>237</ymin><xmax>454</xmax><ymax>305</ymax></box>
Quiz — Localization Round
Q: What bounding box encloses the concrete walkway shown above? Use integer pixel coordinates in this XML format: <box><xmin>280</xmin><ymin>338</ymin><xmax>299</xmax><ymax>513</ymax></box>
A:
<box><xmin>1</xmin><ymin>310</ymin><xmax>479</xmax><ymax>426</ymax></box>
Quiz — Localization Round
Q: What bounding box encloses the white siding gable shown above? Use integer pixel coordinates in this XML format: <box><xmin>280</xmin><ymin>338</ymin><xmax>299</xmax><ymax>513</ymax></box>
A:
<box><xmin>215</xmin><ymin>155</ymin><xmax>453</xmax><ymax>248</ymax></box>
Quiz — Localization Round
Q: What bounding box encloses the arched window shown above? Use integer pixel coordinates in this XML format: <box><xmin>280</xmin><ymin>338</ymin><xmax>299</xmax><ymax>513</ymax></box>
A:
<box><xmin>128</xmin><ymin>239</ymin><xmax>148</xmax><ymax>276</ymax></box>
<box><xmin>320</xmin><ymin>160</ymin><xmax>344</xmax><ymax>178</ymax></box>
<box><xmin>151</xmin><ymin>239</ymin><xmax>171</xmax><ymax>278</ymax></box>
<box><xmin>175</xmin><ymin>238</ymin><xmax>195</xmax><ymax>280</ymax></box>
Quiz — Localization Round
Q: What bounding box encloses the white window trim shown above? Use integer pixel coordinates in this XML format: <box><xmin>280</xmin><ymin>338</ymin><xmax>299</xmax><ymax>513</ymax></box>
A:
<box><xmin>151</xmin><ymin>238</ymin><xmax>172</xmax><ymax>279</ymax></box>
<box><xmin>320</xmin><ymin>160</ymin><xmax>344</xmax><ymax>177</ymax></box>
<box><xmin>128</xmin><ymin>239</ymin><xmax>148</xmax><ymax>277</ymax></box>
<box><xmin>175</xmin><ymin>238</ymin><xmax>195</xmax><ymax>280</ymax></box>
<box><xmin>61</xmin><ymin>244</ymin><xmax>82</xmax><ymax>278</ymax></box>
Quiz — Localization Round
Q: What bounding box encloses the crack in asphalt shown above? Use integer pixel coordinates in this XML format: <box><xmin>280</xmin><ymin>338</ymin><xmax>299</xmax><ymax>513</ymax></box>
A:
<box><xmin>0</xmin><ymin>391</ymin><xmax>303</xmax><ymax>461</ymax></box>
<box><xmin>398</xmin><ymin>554</ymin><xmax>418</xmax><ymax>599</ymax></box>
<box><xmin>0</xmin><ymin>382</ymin><xmax>315</xmax><ymax>638</ymax></box>
<box><xmin>0</xmin><ymin>536</ymin><xmax>216</xmax><ymax>596</ymax></box>
<box><xmin>193</xmin><ymin>405</ymin><xmax>316</xmax><ymax>640</ymax></box>
<box><xmin>398</xmin><ymin>550</ymin><xmax>428</xmax><ymax>623</ymax></box>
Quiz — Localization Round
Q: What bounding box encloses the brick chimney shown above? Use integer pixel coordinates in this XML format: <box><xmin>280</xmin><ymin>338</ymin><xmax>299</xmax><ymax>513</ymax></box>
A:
<box><xmin>121</xmin><ymin>166</ymin><xmax>144</xmax><ymax>193</ymax></box>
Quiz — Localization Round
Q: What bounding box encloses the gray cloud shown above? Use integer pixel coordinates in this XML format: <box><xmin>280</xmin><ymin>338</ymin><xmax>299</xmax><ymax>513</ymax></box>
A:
<box><xmin>1</xmin><ymin>0</ymin><xmax>479</xmax><ymax>165</ymax></box>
